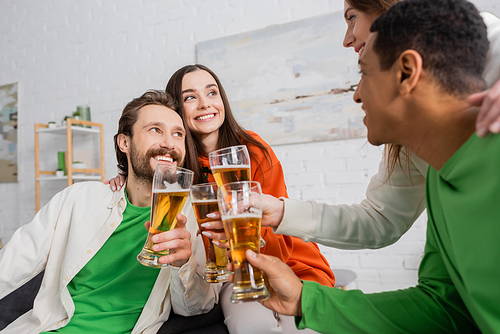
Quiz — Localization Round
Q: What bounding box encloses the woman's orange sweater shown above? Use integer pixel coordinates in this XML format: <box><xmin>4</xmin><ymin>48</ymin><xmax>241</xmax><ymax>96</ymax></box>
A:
<box><xmin>200</xmin><ymin>131</ymin><xmax>335</xmax><ymax>287</ymax></box>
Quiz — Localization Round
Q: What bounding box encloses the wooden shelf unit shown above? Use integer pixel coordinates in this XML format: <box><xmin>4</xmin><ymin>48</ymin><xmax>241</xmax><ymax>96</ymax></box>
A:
<box><xmin>35</xmin><ymin>118</ymin><xmax>105</xmax><ymax>211</ymax></box>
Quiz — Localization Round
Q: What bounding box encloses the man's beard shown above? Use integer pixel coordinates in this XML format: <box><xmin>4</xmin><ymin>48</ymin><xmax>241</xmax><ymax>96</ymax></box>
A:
<box><xmin>129</xmin><ymin>142</ymin><xmax>184</xmax><ymax>184</ymax></box>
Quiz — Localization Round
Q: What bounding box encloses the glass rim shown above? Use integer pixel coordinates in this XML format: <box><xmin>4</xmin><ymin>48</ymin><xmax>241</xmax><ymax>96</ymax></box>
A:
<box><xmin>190</xmin><ymin>182</ymin><xmax>218</xmax><ymax>190</ymax></box>
<box><xmin>190</xmin><ymin>182</ymin><xmax>218</xmax><ymax>199</ymax></box>
<box><xmin>208</xmin><ymin>145</ymin><xmax>248</xmax><ymax>158</ymax></box>
<box><xmin>217</xmin><ymin>180</ymin><xmax>261</xmax><ymax>191</ymax></box>
<box><xmin>217</xmin><ymin>181</ymin><xmax>263</xmax><ymax>218</ymax></box>
<box><xmin>155</xmin><ymin>164</ymin><xmax>194</xmax><ymax>175</ymax></box>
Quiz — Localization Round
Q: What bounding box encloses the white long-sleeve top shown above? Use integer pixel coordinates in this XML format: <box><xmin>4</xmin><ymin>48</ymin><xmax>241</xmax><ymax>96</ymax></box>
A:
<box><xmin>276</xmin><ymin>12</ymin><xmax>500</xmax><ymax>250</ymax></box>
<box><xmin>0</xmin><ymin>182</ymin><xmax>220</xmax><ymax>334</ymax></box>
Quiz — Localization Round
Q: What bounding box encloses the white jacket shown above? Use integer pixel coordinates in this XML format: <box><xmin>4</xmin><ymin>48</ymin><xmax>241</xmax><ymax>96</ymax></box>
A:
<box><xmin>276</xmin><ymin>12</ymin><xmax>500</xmax><ymax>250</ymax></box>
<box><xmin>0</xmin><ymin>182</ymin><xmax>220</xmax><ymax>334</ymax></box>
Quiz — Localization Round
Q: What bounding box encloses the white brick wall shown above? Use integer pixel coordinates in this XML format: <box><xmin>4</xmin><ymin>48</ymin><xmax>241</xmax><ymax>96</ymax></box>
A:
<box><xmin>274</xmin><ymin>138</ymin><xmax>427</xmax><ymax>292</ymax></box>
<box><xmin>1</xmin><ymin>0</ymin><xmax>498</xmax><ymax>293</ymax></box>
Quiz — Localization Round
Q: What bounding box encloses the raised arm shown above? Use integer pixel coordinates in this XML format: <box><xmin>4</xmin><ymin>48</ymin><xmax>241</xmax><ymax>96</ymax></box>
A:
<box><xmin>269</xmin><ymin>150</ymin><xmax>428</xmax><ymax>250</ymax></box>
<box><xmin>248</xmin><ymin>233</ymin><xmax>478</xmax><ymax>333</ymax></box>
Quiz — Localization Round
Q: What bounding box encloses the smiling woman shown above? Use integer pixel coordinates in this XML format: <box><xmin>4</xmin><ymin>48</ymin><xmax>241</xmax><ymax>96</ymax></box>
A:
<box><xmin>181</xmin><ymin>70</ymin><xmax>225</xmax><ymax>140</ymax></box>
<box><xmin>106</xmin><ymin>65</ymin><xmax>336</xmax><ymax>333</ymax></box>
<box><xmin>343</xmin><ymin>1</ymin><xmax>384</xmax><ymax>56</ymax></box>
<box><xmin>163</xmin><ymin>64</ymin><xmax>335</xmax><ymax>334</ymax></box>
<box><xmin>166</xmin><ymin>64</ymin><xmax>273</xmax><ymax>181</ymax></box>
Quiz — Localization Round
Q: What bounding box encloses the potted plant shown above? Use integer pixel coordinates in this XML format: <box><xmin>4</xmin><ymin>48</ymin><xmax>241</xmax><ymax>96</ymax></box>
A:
<box><xmin>62</xmin><ymin>116</ymin><xmax>70</xmax><ymax>127</ymax></box>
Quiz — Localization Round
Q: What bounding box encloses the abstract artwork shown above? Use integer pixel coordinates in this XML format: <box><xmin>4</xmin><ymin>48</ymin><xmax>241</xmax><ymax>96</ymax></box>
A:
<box><xmin>0</xmin><ymin>83</ymin><xmax>18</xmax><ymax>182</ymax></box>
<box><xmin>196</xmin><ymin>10</ymin><xmax>364</xmax><ymax>145</ymax></box>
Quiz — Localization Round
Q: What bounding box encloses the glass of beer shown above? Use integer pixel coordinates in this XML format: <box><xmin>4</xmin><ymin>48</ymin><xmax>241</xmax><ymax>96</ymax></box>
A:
<box><xmin>217</xmin><ymin>181</ymin><xmax>270</xmax><ymax>303</ymax></box>
<box><xmin>209</xmin><ymin>145</ymin><xmax>266</xmax><ymax>248</ymax></box>
<box><xmin>137</xmin><ymin>165</ymin><xmax>193</xmax><ymax>268</ymax></box>
<box><xmin>190</xmin><ymin>183</ymin><xmax>229</xmax><ymax>283</ymax></box>
<box><xmin>209</xmin><ymin>145</ymin><xmax>251</xmax><ymax>186</ymax></box>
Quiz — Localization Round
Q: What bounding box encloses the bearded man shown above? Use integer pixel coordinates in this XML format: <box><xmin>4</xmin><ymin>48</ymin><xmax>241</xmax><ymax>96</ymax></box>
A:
<box><xmin>0</xmin><ymin>90</ymin><xmax>219</xmax><ymax>334</ymax></box>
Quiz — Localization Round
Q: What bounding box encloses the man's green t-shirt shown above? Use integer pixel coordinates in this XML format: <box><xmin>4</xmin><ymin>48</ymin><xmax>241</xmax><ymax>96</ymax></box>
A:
<box><xmin>44</xmin><ymin>190</ymin><xmax>160</xmax><ymax>334</ymax></box>
<box><xmin>295</xmin><ymin>133</ymin><xmax>500</xmax><ymax>333</ymax></box>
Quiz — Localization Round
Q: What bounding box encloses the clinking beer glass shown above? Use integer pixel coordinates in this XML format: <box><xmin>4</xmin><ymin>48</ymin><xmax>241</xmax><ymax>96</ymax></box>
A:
<box><xmin>208</xmin><ymin>145</ymin><xmax>251</xmax><ymax>187</ymax></box>
<box><xmin>209</xmin><ymin>145</ymin><xmax>266</xmax><ymax>248</ymax></box>
<box><xmin>137</xmin><ymin>165</ymin><xmax>193</xmax><ymax>268</ymax></box>
<box><xmin>190</xmin><ymin>183</ymin><xmax>229</xmax><ymax>283</ymax></box>
<box><xmin>217</xmin><ymin>181</ymin><xmax>270</xmax><ymax>303</ymax></box>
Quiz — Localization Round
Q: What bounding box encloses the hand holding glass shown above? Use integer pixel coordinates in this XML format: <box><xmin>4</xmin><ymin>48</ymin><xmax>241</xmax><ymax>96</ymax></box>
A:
<box><xmin>190</xmin><ymin>183</ymin><xmax>230</xmax><ymax>283</ymax></box>
<box><xmin>209</xmin><ymin>145</ymin><xmax>266</xmax><ymax>248</ymax></box>
<box><xmin>137</xmin><ymin>165</ymin><xmax>193</xmax><ymax>268</ymax></box>
<box><xmin>218</xmin><ymin>181</ymin><xmax>270</xmax><ymax>303</ymax></box>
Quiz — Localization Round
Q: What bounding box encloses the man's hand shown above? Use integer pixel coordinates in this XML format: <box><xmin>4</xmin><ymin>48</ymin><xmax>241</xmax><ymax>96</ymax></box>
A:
<box><xmin>147</xmin><ymin>213</ymin><xmax>192</xmax><ymax>267</ymax></box>
<box><xmin>261</xmin><ymin>194</ymin><xmax>285</xmax><ymax>229</ymax></box>
<box><xmin>470</xmin><ymin>79</ymin><xmax>500</xmax><ymax>137</ymax></box>
<box><xmin>245</xmin><ymin>250</ymin><xmax>303</xmax><ymax>317</ymax></box>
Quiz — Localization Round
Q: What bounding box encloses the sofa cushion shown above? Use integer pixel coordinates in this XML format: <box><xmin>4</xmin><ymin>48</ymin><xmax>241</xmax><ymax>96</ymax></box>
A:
<box><xmin>158</xmin><ymin>303</ymin><xmax>228</xmax><ymax>334</ymax></box>
<box><xmin>0</xmin><ymin>271</ymin><xmax>44</xmax><ymax>330</ymax></box>
<box><xmin>0</xmin><ymin>271</ymin><xmax>229</xmax><ymax>334</ymax></box>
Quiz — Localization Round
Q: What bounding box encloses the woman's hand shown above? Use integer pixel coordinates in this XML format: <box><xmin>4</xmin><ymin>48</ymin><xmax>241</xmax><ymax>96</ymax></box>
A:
<box><xmin>203</xmin><ymin>195</ymin><xmax>283</xmax><ymax>249</ymax></box>
<box><xmin>104</xmin><ymin>174</ymin><xmax>126</xmax><ymax>191</ymax></box>
<box><xmin>470</xmin><ymin>79</ymin><xmax>500</xmax><ymax>137</ymax></box>
<box><xmin>261</xmin><ymin>194</ymin><xmax>285</xmax><ymax>229</ymax></box>
<box><xmin>202</xmin><ymin>212</ymin><xmax>229</xmax><ymax>249</ymax></box>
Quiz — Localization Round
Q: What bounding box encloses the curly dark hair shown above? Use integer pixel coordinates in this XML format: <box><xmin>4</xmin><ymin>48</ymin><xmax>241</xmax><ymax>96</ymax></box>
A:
<box><xmin>113</xmin><ymin>90</ymin><xmax>202</xmax><ymax>182</ymax></box>
<box><xmin>370</xmin><ymin>0</ymin><xmax>489</xmax><ymax>178</ymax></box>
<box><xmin>371</xmin><ymin>0</ymin><xmax>488</xmax><ymax>97</ymax></box>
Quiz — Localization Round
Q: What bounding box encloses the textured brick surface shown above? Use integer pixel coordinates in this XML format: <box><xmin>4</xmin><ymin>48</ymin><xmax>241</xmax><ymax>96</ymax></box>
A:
<box><xmin>0</xmin><ymin>0</ymin><xmax>498</xmax><ymax>293</ymax></box>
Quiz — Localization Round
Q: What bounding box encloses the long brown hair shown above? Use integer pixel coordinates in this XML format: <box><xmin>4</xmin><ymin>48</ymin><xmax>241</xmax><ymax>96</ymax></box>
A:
<box><xmin>346</xmin><ymin>0</ymin><xmax>398</xmax><ymax>12</ymax></box>
<box><xmin>113</xmin><ymin>90</ymin><xmax>202</xmax><ymax>183</ymax></box>
<box><xmin>348</xmin><ymin>0</ymin><xmax>406</xmax><ymax>178</ymax></box>
<box><xmin>166</xmin><ymin>64</ymin><xmax>271</xmax><ymax>184</ymax></box>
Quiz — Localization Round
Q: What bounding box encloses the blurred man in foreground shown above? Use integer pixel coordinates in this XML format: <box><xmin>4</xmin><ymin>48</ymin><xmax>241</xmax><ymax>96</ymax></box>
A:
<box><xmin>247</xmin><ymin>0</ymin><xmax>500</xmax><ymax>332</ymax></box>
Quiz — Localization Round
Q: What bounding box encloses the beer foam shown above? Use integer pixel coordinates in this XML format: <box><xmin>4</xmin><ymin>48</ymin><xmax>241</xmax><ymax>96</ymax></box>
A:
<box><xmin>191</xmin><ymin>199</ymin><xmax>219</xmax><ymax>204</ymax></box>
<box><xmin>221</xmin><ymin>210</ymin><xmax>262</xmax><ymax>221</ymax></box>
<box><xmin>153</xmin><ymin>188</ymin><xmax>190</xmax><ymax>194</ymax></box>
<box><xmin>210</xmin><ymin>165</ymin><xmax>250</xmax><ymax>171</ymax></box>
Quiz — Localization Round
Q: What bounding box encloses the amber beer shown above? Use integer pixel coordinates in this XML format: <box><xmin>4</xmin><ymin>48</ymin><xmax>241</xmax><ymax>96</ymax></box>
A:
<box><xmin>192</xmin><ymin>199</ymin><xmax>229</xmax><ymax>283</ymax></box>
<box><xmin>218</xmin><ymin>181</ymin><xmax>269</xmax><ymax>303</ymax></box>
<box><xmin>211</xmin><ymin>165</ymin><xmax>251</xmax><ymax>186</ymax></box>
<box><xmin>137</xmin><ymin>165</ymin><xmax>193</xmax><ymax>268</ymax></box>
<box><xmin>210</xmin><ymin>146</ymin><xmax>267</xmax><ymax>249</ymax></box>
<box><xmin>222</xmin><ymin>213</ymin><xmax>267</xmax><ymax>298</ymax></box>
<box><xmin>138</xmin><ymin>189</ymin><xmax>189</xmax><ymax>267</ymax></box>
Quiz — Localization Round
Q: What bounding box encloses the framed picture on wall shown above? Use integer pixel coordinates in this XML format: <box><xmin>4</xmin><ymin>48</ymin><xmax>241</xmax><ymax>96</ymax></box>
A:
<box><xmin>197</xmin><ymin>11</ymin><xmax>364</xmax><ymax>146</ymax></box>
<box><xmin>0</xmin><ymin>83</ymin><xmax>18</xmax><ymax>183</ymax></box>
